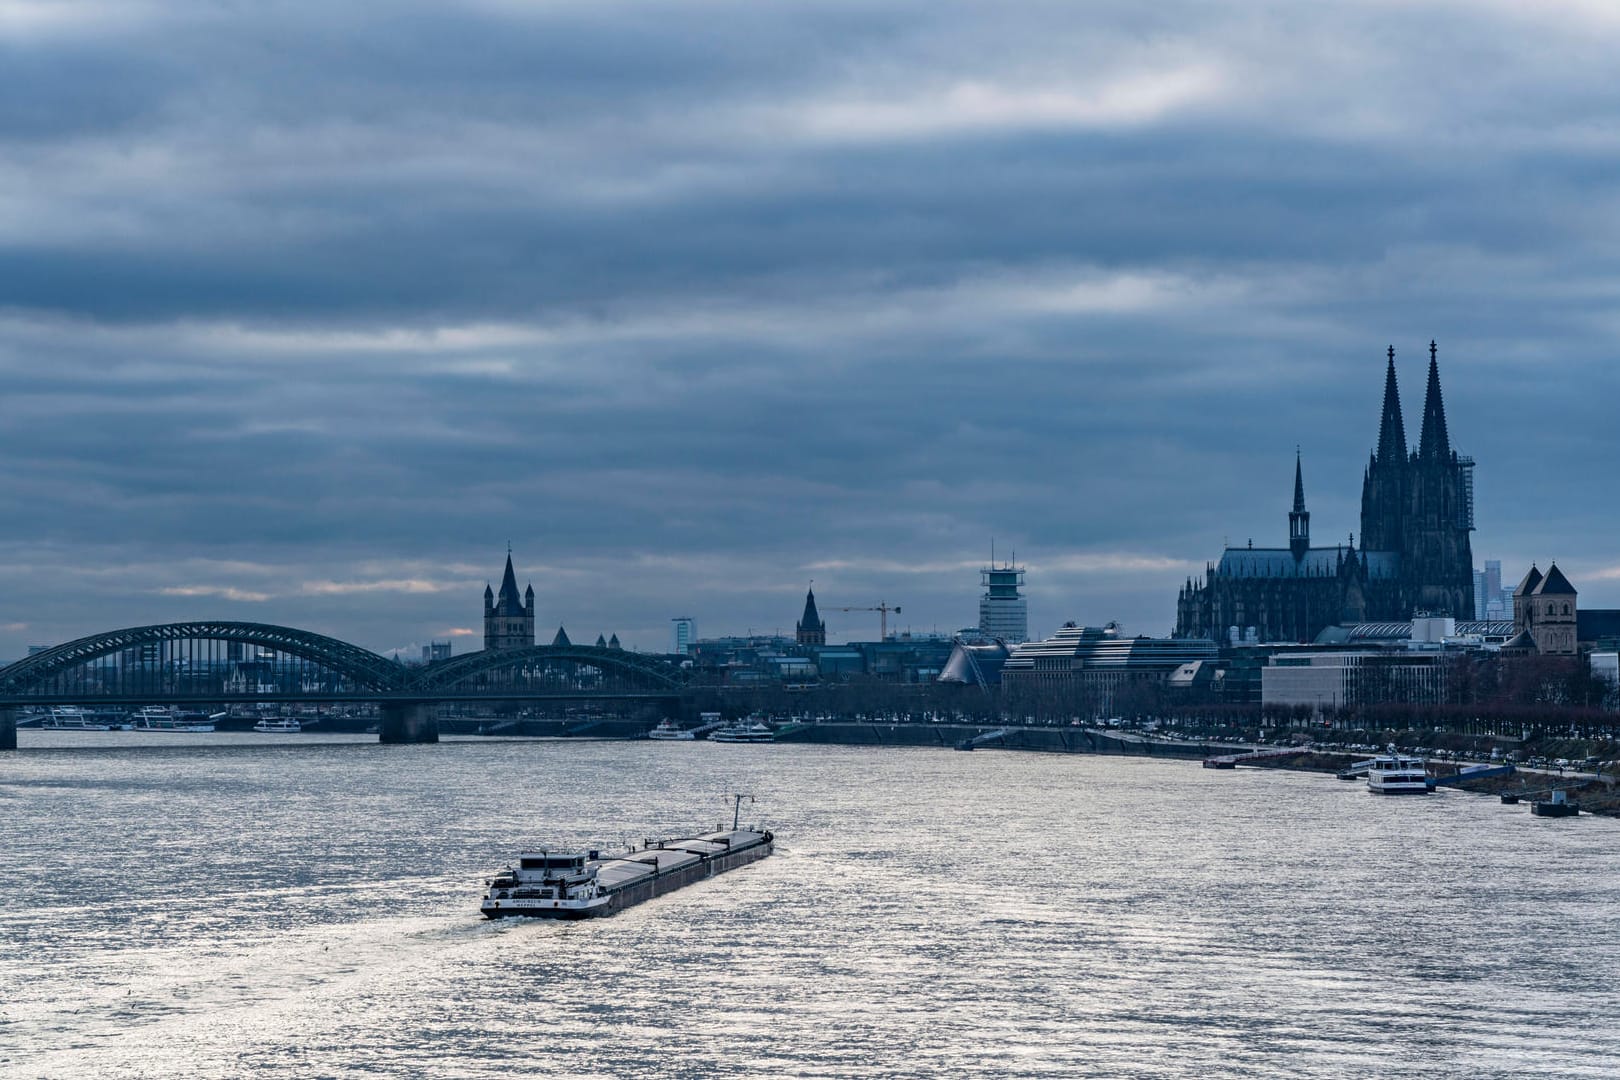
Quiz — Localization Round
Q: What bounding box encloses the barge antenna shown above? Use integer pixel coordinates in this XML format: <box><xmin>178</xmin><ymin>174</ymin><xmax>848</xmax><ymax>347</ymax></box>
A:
<box><xmin>729</xmin><ymin>793</ymin><xmax>755</xmax><ymax>831</ymax></box>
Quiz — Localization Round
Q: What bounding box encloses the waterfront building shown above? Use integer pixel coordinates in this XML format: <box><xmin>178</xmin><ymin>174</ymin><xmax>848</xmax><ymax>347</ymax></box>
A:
<box><xmin>938</xmin><ymin>639</ymin><xmax>1012</xmax><ymax>686</ymax></box>
<box><xmin>1590</xmin><ymin>651</ymin><xmax>1619</xmax><ymax>689</ymax></box>
<box><xmin>1001</xmin><ymin>623</ymin><xmax>1217</xmax><ymax>711</ymax></box>
<box><xmin>671</xmin><ymin>616</ymin><xmax>696</xmax><ymax>656</ymax></box>
<box><xmin>1177</xmin><ymin>344</ymin><xmax>1476</xmax><ymax>644</ymax></box>
<box><xmin>978</xmin><ymin>559</ymin><xmax>1029</xmax><ymax>644</ymax></box>
<box><xmin>795</xmin><ymin>586</ymin><xmax>826</xmax><ymax>647</ymax></box>
<box><xmin>1314</xmin><ymin>618</ymin><xmax>1516</xmax><ymax>649</ymax></box>
<box><xmin>483</xmin><ymin>551</ymin><xmax>535</xmax><ymax>652</ymax></box>
<box><xmin>1261</xmin><ymin>651</ymin><xmax>1449</xmax><ymax>712</ymax></box>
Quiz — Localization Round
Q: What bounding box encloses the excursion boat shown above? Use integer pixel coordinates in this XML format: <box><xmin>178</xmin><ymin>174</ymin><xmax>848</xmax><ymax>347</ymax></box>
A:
<box><xmin>253</xmin><ymin>717</ymin><xmax>302</xmax><ymax>733</ymax></box>
<box><xmin>1366</xmin><ymin>749</ymin><xmax>1430</xmax><ymax>794</ymax></box>
<box><xmin>481</xmin><ymin>796</ymin><xmax>773</xmax><ymax>919</ymax></box>
<box><xmin>128</xmin><ymin>707</ymin><xmax>217</xmax><ymax>733</ymax></box>
<box><xmin>39</xmin><ymin>706</ymin><xmax>114</xmax><ymax>731</ymax></box>
<box><xmin>709</xmin><ymin>721</ymin><xmax>774</xmax><ymax>743</ymax></box>
<box><xmin>647</xmin><ymin>719</ymin><xmax>695</xmax><ymax>741</ymax></box>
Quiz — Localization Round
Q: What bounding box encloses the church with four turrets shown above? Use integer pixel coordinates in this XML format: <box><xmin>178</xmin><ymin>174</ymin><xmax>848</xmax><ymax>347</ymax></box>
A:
<box><xmin>483</xmin><ymin>550</ymin><xmax>535</xmax><ymax>651</ymax></box>
<box><xmin>1176</xmin><ymin>343</ymin><xmax>1476</xmax><ymax>644</ymax></box>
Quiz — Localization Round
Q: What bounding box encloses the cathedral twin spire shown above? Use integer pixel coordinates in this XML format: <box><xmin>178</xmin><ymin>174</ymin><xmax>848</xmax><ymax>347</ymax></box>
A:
<box><xmin>1417</xmin><ymin>340</ymin><xmax>1451</xmax><ymax>460</ymax></box>
<box><xmin>1375</xmin><ymin>345</ymin><xmax>1408</xmax><ymax>467</ymax></box>
<box><xmin>1373</xmin><ymin>340</ymin><xmax>1450</xmax><ymax>465</ymax></box>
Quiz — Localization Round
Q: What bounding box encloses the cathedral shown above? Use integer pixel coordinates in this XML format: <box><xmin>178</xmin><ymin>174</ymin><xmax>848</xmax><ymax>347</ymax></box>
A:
<box><xmin>1175</xmin><ymin>344</ymin><xmax>1475</xmax><ymax>644</ymax></box>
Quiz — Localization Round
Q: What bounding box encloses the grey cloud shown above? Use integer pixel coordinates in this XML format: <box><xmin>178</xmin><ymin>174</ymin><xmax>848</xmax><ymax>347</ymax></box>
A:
<box><xmin>3</xmin><ymin>1</ymin><xmax>1620</xmax><ymax>657</ymax></box>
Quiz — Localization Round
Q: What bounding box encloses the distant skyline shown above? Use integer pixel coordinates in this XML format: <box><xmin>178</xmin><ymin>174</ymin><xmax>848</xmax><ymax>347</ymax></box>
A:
<box><xmin>4</xmin><ymin>2</ymin><xmax>1620</xmax><ymax>658</ymax></box>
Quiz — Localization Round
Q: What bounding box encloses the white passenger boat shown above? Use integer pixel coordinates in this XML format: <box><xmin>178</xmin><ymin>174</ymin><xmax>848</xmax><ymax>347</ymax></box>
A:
<box><xmin>647</xmin><ymin>719</ymin><xmax>695</xmax><ymax>741</ymax></box>
<box><xmin>709</xmin><ymin>721</ymin><xmax>774</xmax><ymax>743</ymax></box>
<box><xmin>253</xmin><ymin>717</ymin><xmax>302</xmax><ymax>733</ymax></box>
<box><xmin>39</xmin><ymin>706</ymin><xmax>114</xmax><ymax>731</ymax></box>
<box><xmin>128</xmin><ymin>706</ymin><xmax>217</xmax><ymax>733</ymax></box>
<box><xmin>1367</xmin><ymin>748</ymin><xmax>1430</xmax><ymax>794</ymax></box>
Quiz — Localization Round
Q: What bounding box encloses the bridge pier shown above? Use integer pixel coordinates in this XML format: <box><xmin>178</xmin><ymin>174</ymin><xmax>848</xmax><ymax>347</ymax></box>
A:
<box><xmin>379</xmin><ymin>702</ymin><xmax>438</xmax><ymax>744</ymax></box>
<box><xmin>1</xmin><ymin>708</ymin><xmax>15</xmax><ymax>751</ymax></box>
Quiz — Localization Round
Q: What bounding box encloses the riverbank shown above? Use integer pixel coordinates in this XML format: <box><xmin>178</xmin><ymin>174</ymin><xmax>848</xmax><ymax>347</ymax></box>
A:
<box><xmin>438</xmin><ymin>714</ymin><xmax>1620</xmax><ymax>817</ymax></box>
<box><xmin>772</xmin><ymin>722</ymin><xmax>1620</xmax><ymax>819</ymax></box>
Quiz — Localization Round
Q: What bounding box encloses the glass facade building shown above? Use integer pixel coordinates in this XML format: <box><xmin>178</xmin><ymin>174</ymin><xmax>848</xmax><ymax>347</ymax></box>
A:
<box><xmin>979</xmin><ymin>563</ymin><xmax>1029</xmax><ymax>644</ymax></box>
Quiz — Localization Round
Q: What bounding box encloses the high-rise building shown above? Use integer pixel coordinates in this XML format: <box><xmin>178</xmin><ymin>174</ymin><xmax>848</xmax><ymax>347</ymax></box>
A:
<box><xmin>979</xmin><ymin>560</ymin><xmax>1028</xmax><ymax>644</ymax></box>
<box><xmin>671</xmin><ymin>616</ymin><xmax>696</xmax><ymax>655</ymax></box>
<box><xmin>483</xmin><ymin>550</ymin><xmax>535</xmax><ymax>651</ymax></box>
<box><xmin>422</xmin><ymin>641</ymin><xmax>452</xmax><ymax>663</ymax></box>
<box><xmin>1482</xmin><ymin>560</ymin><xmax>1506</xmax><ymax>620</ymax></box>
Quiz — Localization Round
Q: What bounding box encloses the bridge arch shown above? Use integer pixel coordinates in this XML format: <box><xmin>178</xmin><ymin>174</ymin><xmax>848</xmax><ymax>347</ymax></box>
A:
<box><xmin>0</xmin><ymin>621</ymin><xmax>405</xmax><ymax>699</ymax></box>
<box><xmin>406</xmin><ymin>644</ymin><xmax>686</xmax><ymax>696</ymax></box>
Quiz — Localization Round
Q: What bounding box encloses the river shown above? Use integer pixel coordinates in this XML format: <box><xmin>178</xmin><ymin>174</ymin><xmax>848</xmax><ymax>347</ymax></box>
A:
<box><xmin>2</xmin><ymin>732</ymin><xmax>1616</xmax><ymax>1078</ymax></box>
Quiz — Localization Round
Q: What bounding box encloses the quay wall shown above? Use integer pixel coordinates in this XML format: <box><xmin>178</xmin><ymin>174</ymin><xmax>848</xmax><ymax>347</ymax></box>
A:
<box><xmin>774</xmin><ymin>723</ymin><xmax>1219</xmax><ymax>759</ymax></box>
<box><xmin>429</xmin><ymin>715</ymin><xmax>1228</xmax><ymax>759</ymax></box>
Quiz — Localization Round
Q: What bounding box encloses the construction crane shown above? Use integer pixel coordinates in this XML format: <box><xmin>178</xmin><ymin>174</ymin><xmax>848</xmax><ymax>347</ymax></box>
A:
<box><xmin>836</xmin><ymin>603</ymin><xmax>902</xmax><ymax>642</ymax></box>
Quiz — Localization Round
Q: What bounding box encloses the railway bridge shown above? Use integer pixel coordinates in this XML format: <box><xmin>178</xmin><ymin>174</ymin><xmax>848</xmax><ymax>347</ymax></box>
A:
<box><xmin>0</xmin><ymin>621</ymin><xmax>691</xmax><ymax>748</ymax></box>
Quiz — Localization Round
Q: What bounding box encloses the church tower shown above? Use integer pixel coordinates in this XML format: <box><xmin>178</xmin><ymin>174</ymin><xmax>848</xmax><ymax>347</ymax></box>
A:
<box><xmin>1360</xmin><ymin>346</ymin><xmax>1408</xmax><ymax>555</ymax></box>
<box><xmin>1403</xmin><ymin>342</ymin><xmax>1476</xmax><ymax>618</ymax></box>
<box><xmin>483</xmin><ymin>550</ymin><xmax>536</xmax><ymax>651</ymax></box>
<box><xmin>1289</xmin><ymin>451</ymin><xmax>1311</xmax><ymax>561</ymax></box>
<box><xmin>796</xmin><ymin>585</ymin><xmax>826</xmax><ymax>646</ymax></box>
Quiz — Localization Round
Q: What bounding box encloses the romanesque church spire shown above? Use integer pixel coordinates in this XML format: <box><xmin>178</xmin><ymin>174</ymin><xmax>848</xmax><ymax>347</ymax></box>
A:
<box><xmin>796</xmin><ymin>584</ymin><xmax>826</xmax><ymax>646</ymax></box>
<box><xmin>484</xmin><ymin>549</ymin><xmax>536</xmax><ymax>651</ymax></box>
<box><xmin>1376</xmin><ymin>345</ymin><xmax>1407</xmax><ymax>466</ymax></box>
<box><xmin>498</xmin><ymin>551</ymin><xmax>521</xmax><ymax>607</ymax></box>
<box><xmin>1417</xmin><ymin>340</ymin><xmax>1451</xmax><ymax>460</ymax></box>
<box><xmin>1289</xmin><ymin>450</ymin><xmax>1310</xmax><ymax>561</ymax></box>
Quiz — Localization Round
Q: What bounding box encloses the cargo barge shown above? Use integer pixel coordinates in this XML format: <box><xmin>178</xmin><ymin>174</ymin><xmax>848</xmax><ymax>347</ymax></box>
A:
<box><xmin>481</xmin><ymin>798</ymin><xmax>772</xmax><ymax>919</ymax></box>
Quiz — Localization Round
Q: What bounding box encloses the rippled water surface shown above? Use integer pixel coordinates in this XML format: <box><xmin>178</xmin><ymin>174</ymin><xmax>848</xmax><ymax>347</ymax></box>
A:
<box><xmin>2</xmin><ymin>732</ymin><xmax>1618</xmax><ymax>1078</ymax></box>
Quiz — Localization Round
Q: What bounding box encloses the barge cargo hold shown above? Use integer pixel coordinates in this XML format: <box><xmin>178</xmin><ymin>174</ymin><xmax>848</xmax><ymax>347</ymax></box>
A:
<box><xmin>481</xmin><ymin>826</ymin><xmax>773</xmax><ymax>919</ymax></box>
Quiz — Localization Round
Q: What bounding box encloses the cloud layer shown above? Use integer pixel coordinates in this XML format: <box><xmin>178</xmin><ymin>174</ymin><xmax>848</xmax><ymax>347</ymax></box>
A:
<box><xmin>3</xmin><ymin>1</ymin><xmax>1619</xmax><ymax>657</ymax></box>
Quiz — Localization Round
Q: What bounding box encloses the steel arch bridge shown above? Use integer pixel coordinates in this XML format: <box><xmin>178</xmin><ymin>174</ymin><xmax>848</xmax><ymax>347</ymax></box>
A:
<box><xmin>0</xmin><ymin>622</ymin><xmax>689</xmax><ymax>708</ymax></box>
<box><xmin>408</xmin><ymin>644</ymin><xmax>687</xmax><ymax>698</ymax></box>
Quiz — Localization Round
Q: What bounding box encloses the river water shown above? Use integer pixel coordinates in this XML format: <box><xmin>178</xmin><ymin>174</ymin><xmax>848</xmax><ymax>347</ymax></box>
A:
<box><xmin>1</xmin><ymin>732</ymin><xmax>1617</xmax><ymax>1078</ymax></box>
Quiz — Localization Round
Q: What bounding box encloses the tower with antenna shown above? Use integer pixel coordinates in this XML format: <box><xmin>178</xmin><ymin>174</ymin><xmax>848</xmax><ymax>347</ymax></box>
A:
<box><xmin>979</xmin><ymin>542</ymin><xmax>1028</xmax><ymax>644</ymax></box>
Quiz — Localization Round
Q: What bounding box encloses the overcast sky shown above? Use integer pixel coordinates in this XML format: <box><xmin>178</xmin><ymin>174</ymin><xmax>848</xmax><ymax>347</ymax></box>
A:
<box><xmin>2</xmin><ymin>0</ymin><xmax>1618</xmax><ymax>659</ymax></box>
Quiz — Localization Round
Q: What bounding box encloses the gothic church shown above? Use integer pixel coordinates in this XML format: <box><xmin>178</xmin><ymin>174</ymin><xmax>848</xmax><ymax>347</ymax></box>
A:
<box><xmin>1175</xmin><ymin>344</ymin><xmax>1475</xmax><ymax>643</ymax></box>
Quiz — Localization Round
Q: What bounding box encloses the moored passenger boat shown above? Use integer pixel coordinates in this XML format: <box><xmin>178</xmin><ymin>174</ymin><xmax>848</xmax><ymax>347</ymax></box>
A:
<box><xmin>1366</xmin><ymin>748</ymin><xmax>1430</xmax><ymax>794</ymax></box>
<box><xmin>38</xmin><ymin>706</ymin><xmax>113</xmax><ymax>731</ymax></box>
<box><xmin>128</xmin><ymin>706</ymin><xmax>217</xmax><ymax>733</ymax></box>
<box><xmin>253</xmin><ymin>717</ymin><xmax>302</xmax><ymax>733</ymax></box>
<box><xmin>647</xmin><ymin>719</ymin><xmax>695</xmax><ymax>741</ymax></box>
<box><xmin>709</xmin><ymin>721</ymin><xmax>774</xmax><ymax>743</ymax></box>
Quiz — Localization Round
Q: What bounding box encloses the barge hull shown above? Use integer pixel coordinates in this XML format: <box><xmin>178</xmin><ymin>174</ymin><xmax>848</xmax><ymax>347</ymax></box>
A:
<box><xmin>483</xmin><ymin>829</ymin><xmax>772</xmax><ymax>919</ymax></box>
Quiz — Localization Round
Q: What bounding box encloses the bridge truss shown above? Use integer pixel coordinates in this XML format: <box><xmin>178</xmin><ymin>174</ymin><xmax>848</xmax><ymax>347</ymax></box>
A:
<box><xmin>0</xmin><ymin>623</ymin><xmax>688</xmax><ymax>707</ymax></box>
